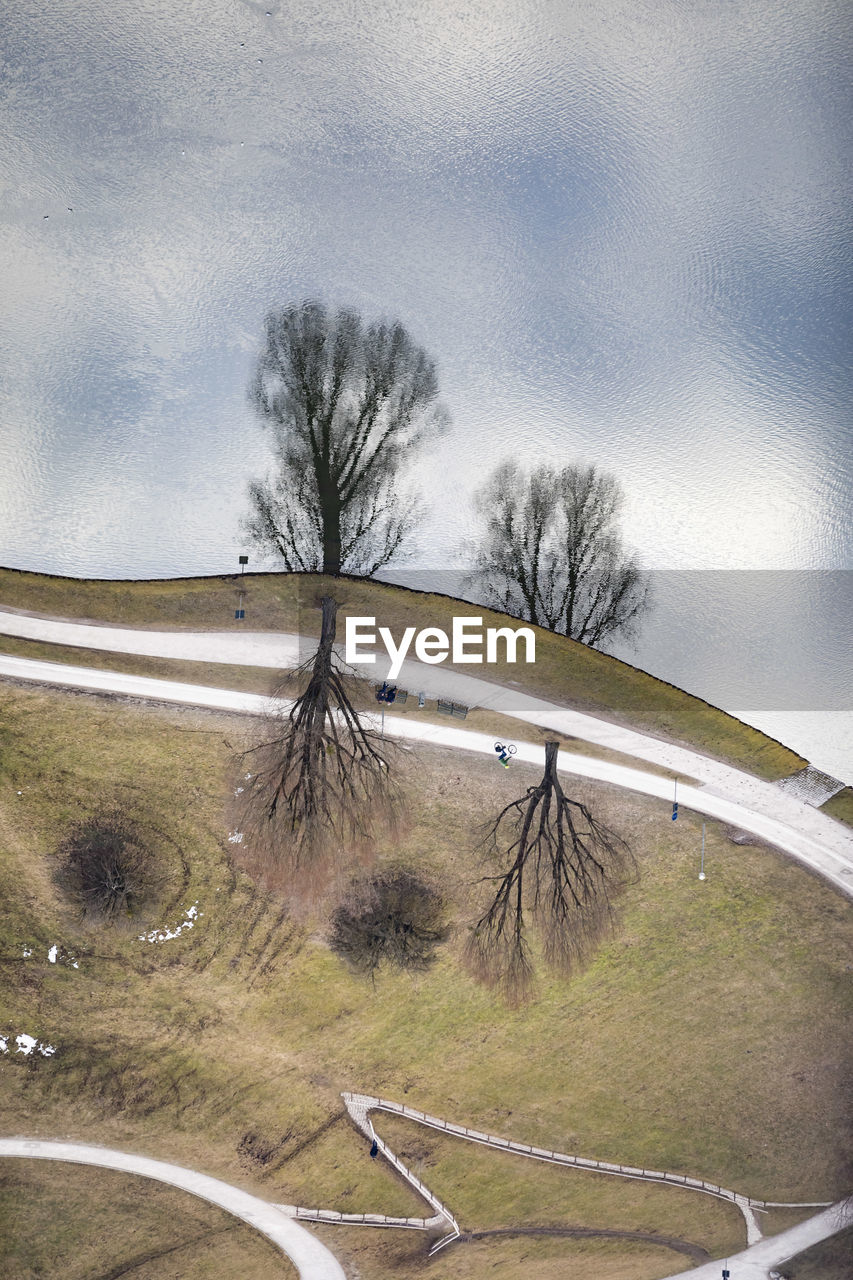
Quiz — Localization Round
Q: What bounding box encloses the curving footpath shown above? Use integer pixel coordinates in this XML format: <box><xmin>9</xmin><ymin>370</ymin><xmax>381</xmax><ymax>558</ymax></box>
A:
<box><xmin>1</xmin><ymin>642</ymin><xmax>851</xmax><ymax>897</ymax></box>
<box><xmin>0</xmin><ymin>1138</ymin><xmax>346</xmax><ymax>1278</ymax></box>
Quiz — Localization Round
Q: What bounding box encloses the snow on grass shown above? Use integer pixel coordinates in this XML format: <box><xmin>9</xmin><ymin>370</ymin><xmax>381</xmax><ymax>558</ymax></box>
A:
<box><xmin>228</xmin><ymin>830</ymin><xmax>244</xmax><ymax>844</ymax></box>
<box><xmin>138</xmin><ymin>901</ymin><xmax>202</xmax><ymax>944</ymax></box>
<box><xmin>0</xmin><ymin>1033</ymin><xmax>56</xmax><ymax>1057</ymax></box>
<box><xmin>19</xmin><ymin>944</ymin><xmax>78</xmax><ymax>969</ymax></box>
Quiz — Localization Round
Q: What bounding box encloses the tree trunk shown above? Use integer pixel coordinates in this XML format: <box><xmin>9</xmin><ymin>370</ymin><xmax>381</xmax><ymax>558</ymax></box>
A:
<box><xmin>319</xmin><ymin>481</ymin><xmax>343</xmax><ymax>576</ymax></box>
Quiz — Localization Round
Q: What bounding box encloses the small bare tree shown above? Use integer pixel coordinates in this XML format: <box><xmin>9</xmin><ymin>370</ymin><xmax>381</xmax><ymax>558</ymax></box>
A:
<box><xmin>329</xmin><ymin>869</ymin><xmax>450</xmax><ymax>977</ymax></box>
<box><xmin>57</xmin><ymin>809</ymin><xmax>166</xmax><ymax>922</ymax></box>
<box><xmin>466</xmin><ymin>742</ymin><xmax>634</xmax><ymax>1001</ymax></box>
<box><xmin>470</xmin><ymin>461</ymin><xmax>649</xmax><ymax>648</ymax></box>
<box><xmin>241</xmin><ymin>597</ymin><xmax>394</xmax><ymax>880</ymax></box>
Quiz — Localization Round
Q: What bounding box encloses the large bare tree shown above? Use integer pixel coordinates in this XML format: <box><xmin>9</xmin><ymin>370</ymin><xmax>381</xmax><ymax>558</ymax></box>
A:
<box><xmin>245</xmin><ymin>301</ymin><xmax>448</xmax><ymax>576</ymax></box>
<box><xmin>241</xmin><ymin>597</ymin><xmax>394</xmax><ymax>881</ymax></box>
<box><xmin>466</xmin><ymin>741</ymin><xmax>634</xmax><ymax>1000</ymax></box>
<box><xmin>470</xmin><ymin>461</ymin><xmax>649</xmax><ymax>647</ymax></box>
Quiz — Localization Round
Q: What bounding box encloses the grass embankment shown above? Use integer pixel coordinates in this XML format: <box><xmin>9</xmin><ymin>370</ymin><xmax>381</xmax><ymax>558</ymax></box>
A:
<box><xmin>822</xmin><ymin>788</ymin><xmax>853</xmax><ymax>826</ymax></box>
<box><xmin>0</xmin><ymin>1160</ymin><xmax>295</xmax><ymax>1279</ymax></box>
<box><xmin>0</xmin><ymin>567</ymin><xmax>807</xmax><ymax>782</ymax></box>
<box><xmin>1</xmin><ymin>684</ymin><xmax>850</xmax><ymax>1279</ymax></box>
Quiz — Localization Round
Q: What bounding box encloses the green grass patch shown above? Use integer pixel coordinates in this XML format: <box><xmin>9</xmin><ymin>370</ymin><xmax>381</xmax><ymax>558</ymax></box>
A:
<box><xmin>822</xmin><ymin>788</ymin><xmax>853</xmax><ymax>829</ymax></box>
<box><xmin>0</xmin><ymin>567</ymin><xmax>807</xmax><ymax>780</ymax></box>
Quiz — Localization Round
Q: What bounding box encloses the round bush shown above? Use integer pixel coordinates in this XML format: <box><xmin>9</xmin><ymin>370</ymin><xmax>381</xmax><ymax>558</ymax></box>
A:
<box><xmin>57</xmin><ymin>810</ymin><xmax>164</xmax><ymax>921</ymax></box>
<box><xmin>329</xmin><ymin>869</ymin><xmax>450</xmax><ymax>975</ymax></box>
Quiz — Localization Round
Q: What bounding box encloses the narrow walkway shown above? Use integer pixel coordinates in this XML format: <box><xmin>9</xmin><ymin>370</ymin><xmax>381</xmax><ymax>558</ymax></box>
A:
<box><xmin>340</xmin><ymin>1094</ymin><xmax>832</xmax><ymax>1251</ymax></box>
<box><xmin>0</xmin><ymin>1138</ymin><xmax>346</xmax><ymax>1279</ymax></box>
<box><xmin>2</xmin><ymin>652</ymin><xmax>852</xmax><ymax>897</ymax></box>
<box><xmin>269</xmin><ymin>1091</ymin><xmax>842</xmax><ymax>1268</ymax></box>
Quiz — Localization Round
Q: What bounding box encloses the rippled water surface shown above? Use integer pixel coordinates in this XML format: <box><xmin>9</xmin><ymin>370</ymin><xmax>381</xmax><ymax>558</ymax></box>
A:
<box><xmin>1</xmin><ymin>0</ymin><xmax>851</xmax><ymax>774</ymax></box>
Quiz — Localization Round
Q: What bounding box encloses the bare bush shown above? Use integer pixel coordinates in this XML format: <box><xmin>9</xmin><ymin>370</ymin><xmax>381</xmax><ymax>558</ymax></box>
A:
<box><xmin>329</xmin><ymin>869</ymin><xmax>450</xmax><ymax>976</ymax></box>
<box><xmin>466</xmin><ymin>741</ymin><xmax>635</xmax><ymax>1001</ymax></box>
<box><xmin>57</xmin><ymin>809</ymin><xmax>165</xmax><ymax>921</ymax></box>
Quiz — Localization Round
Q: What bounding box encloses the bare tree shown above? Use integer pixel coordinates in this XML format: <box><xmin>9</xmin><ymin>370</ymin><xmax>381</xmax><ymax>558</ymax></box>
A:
<box><xmin>245</xmin><ymin>301</ymin><xmax>448</xmax><ymax>576</ymax></box>
<box><xmin>470</xmin><ymin>460</ymin><xmax>649</xmax><ymax>648</ymax></box>
<box><xmin>241</xmin><ymin>597</ymin><xmax>394</xmax><ymax>879</ymax></box>
<box><xmin>466</xmin><ymin>742</ymin><xmax>634</xmax><ymax>1001</ymax></box>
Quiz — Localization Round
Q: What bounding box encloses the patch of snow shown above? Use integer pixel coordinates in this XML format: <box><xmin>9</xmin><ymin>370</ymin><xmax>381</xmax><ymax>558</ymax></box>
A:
<box><xmin>228</xmin><ymin>830</ymin><xmax>244</xmax><ymax>844</ymax></box>
<box><xmin>234</xmin><ymin>786</ymin><xmax>244</xmax><ymax>795</ymax></box>
<box><xmin>9</xmin><ymin>1033</ymin><xmax>54</xmax><ymax>1057</ymax></box>
<box><xmin>138</xmin><ymin>901</ymin><xmax>203</xmax><ymax>944</ymax></box>
<box><xmin>20</xmin><ymin>944</ymin><xmax>78</xmax><ymax>969</ymax></box>
<box><xmin>0</xmin><ymin>1035</ymin><xmax>7</xmax><ymax>1052</ymax></box>
<box><xmin>244</xmin><ymin>772</ymin><xmax>252</xmax><ymax>780</ymax></box>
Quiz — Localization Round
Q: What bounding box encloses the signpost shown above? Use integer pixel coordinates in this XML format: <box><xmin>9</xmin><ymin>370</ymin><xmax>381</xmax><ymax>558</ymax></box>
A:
<box><xmin>235</xmin><ymin>555</ymin><xmax>248</xmax><ymax>619</ymax></box>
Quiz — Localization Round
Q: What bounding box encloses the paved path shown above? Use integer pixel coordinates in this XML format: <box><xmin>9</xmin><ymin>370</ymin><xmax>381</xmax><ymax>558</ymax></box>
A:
<box><xmin>0</xmin><ymin>1138</ymin><xmax>346</xmax><ymax>1279</ymax></box>
<box><xmin>663</xmin><ymin>1199</ymin><xmax>850</xmax><ymax>1279</ymax></box>
<box><xmin>2</xmin><ymin>647</ymin><xmax>852</xmax><ymax>896</ymax></box>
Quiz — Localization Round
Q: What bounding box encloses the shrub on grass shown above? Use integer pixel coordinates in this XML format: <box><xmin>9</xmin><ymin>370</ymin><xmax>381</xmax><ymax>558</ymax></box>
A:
<box><xmin>329</xmin><ymin>869</ymin><xmax>450</xmax><ymax>976</ymax></box>
<box><xmin>57</xmin><ymin>809</ymin><xmax>165</xmax><ymax>921</ymax></box>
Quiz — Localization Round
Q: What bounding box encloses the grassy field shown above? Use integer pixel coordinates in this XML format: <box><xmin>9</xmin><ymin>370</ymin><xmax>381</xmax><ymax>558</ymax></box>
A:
<box><xmin>0</xmin><ymin>567</ymin><xmax>809</xmax><ymax>782</ymax></box>
<box><xmin>1</xmin><ymin>680</ymin><xmax>850</xmax><ymax>1278</ymax></box>
<box><xmin>0</xmin><ymin>1160</ymin><xmax>296</xmax><ymax>1279</ymax></box>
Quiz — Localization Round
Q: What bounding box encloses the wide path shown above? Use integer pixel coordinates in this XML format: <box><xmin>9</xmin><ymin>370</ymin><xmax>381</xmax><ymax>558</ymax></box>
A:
<box><xmin>1</xmin><ymin>635</ymin><xmax>852</xmax><ymax>896</ymax></box>
<box><xmin>664</xmin><ymin>1199</ymin><xmax>850</xmax><ymax>1279</ymax></box>
<box><xmin>0</xmin><ymin>1138</ymin><xmax>346</xmax><ymax>1279</ymax></box>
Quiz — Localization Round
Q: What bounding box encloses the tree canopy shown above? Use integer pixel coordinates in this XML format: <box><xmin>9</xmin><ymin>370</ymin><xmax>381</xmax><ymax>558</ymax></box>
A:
<box><xmin>245</xmin><ymin>301</ymin><xmax>448</xmax><ymax>576</ymax></box>
<box><xmin>470</xmin><ymin>461</ymin><xmax>650</xmax><ymax>647</ymax></box>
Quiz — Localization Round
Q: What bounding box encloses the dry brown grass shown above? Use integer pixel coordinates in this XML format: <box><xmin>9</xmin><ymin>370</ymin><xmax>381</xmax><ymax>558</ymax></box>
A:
<box><xmin>0</xmin><ymin>1160</ymin><xmax>297</xmax><ymax>1278</ymax></box>
<box><xmin>0</xmin><ymin>680</ymin><xmax>849</xmax><ymax>1279</ymax></box>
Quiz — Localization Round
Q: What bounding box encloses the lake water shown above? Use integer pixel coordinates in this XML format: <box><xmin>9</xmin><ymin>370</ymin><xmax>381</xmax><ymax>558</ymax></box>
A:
<box><xmin>1</xmin><ymin>0</ymin><xmax>851</xmax><ymax>778</ymax></box>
